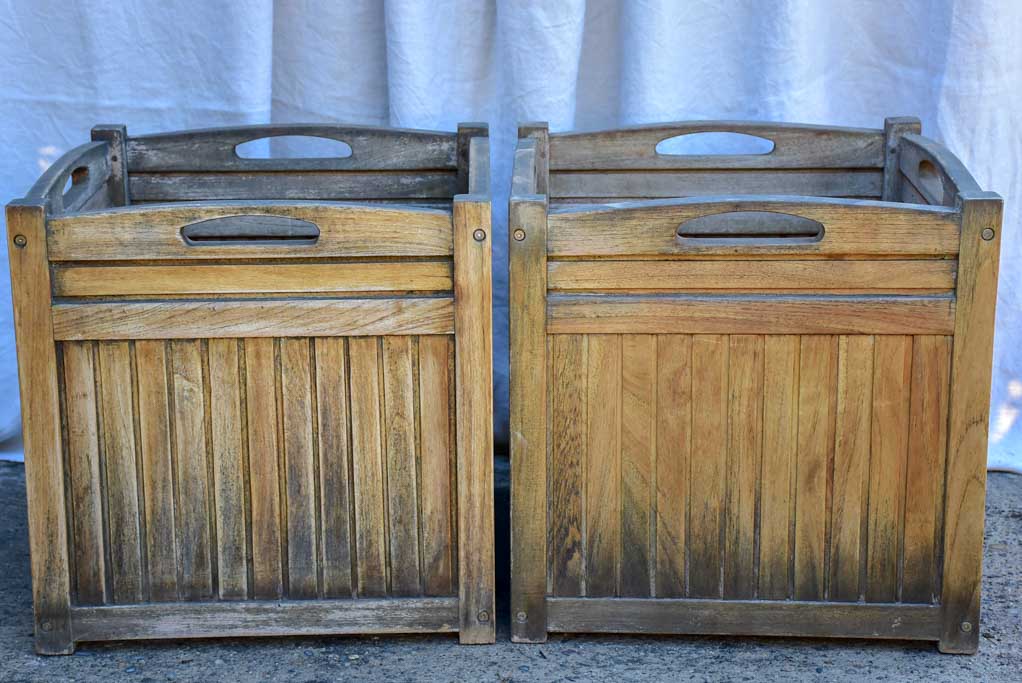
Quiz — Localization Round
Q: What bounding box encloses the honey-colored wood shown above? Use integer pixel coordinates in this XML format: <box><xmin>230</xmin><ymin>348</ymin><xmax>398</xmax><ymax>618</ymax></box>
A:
<box><xmin>654</xmin><ymin>335</ymin><xmax>688</xmax><ymax>599</ymax></box>
<box><xmin>620</xmin><ymin>335</ymin><xmax>655</xmax><ymax>598</ymax></box>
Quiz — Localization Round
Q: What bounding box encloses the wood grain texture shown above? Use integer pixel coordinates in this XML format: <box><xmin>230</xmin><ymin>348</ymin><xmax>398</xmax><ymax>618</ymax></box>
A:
<box><xmin>53</xmin><ymin>298</ymin><xmax>454</xmax><ymax>340</ymax></box>
<box><xmin>547</xmin><ymin>197</ymin><xmax>959</xmax><ymax>258</ymax></box>
<box><xmin>54</xmin><ymin>262</ymin><xmax>453</xmax><ymax>297</ymax></box>
<box><xmin>654</xmin><ymin>335</ymin><xmax>689</xmax><ymax>598</ymax></box>
<box><xmin>620</xmin><ymin>335</ymin><xmax>655</xmax><ymax>598</ymax></box>
<box><xmin>940</xmin><ymin>194</ymin><xmax>1002</xmax><ymax>653</ymax></box>
<box><xmin>547</xmin><ymin>294</ymin><xmax>955</xmax><ymax>336</ymax></box>
<box><xmin>91</xmin><ymin>125</ymin><xmax>129</xmax><ymax>207</ymax></box>
<box><xmin>47</xmin><ymin>203</ymin><xmax>454</xmax><ymax>261</ymax></box>
<box><xmin>7</xmin><ymin>203</ymin><xmax>74</xmax><ymax>652</ymax></box>
<box><xmin>452</xmin><ymin>196</ymin><xmax>495</xmax><ymax>643</ymax></box>
<box><xmin>882</xmin><ymin>118</ymin><xmax>921</xmax><ymax>202</ymax></box>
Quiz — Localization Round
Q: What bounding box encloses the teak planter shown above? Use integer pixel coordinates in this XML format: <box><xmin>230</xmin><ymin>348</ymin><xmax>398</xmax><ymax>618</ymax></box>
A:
<box><xmin>509</xmin><ymin>118</ymin><xmax>1001</xmax><ymax>653</ymax></box>
<box><xmin>7</xmin><ymin>122</ymin><xmax>494</xmax><ymax>653</ymax></box>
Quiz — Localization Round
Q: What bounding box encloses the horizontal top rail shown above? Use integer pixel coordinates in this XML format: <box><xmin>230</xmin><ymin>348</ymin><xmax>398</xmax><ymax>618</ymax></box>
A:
<box><xmin>126</xmin><ymin>123</ymin><xmax>459</xmax><ymax>173</ymax></box>
<box><xmin>899</xmin><ymin>133</ymin><xmax>982</xmax><ymax>206</ymax></box>
<box><xmin>549</xmin><ymin>121</ymin><xmax>885</xmax><ymax>171</ymax></box>
<box><xmin>23</xmin><ymin>142</ymin><xmax>111</xmax><ymax>214</ymax></box>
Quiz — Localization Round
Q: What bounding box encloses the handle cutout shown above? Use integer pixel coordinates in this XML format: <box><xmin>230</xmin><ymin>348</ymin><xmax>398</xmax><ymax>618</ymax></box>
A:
<box><xmin>656</xmin><ymin>132</ymin><xmax>775</xmax><ymax>156</ymax></box>
<box><xmin>915</xmin><ymin>160</ymin><xmax>944</xmax><ymax>202</ymax></box>
<box><xmin>182</xmin><ymin>215</ymin><xmax>320</xmax><ymax>246</ymax></box>
<box><xmin>235</xmin><ymin>135</ymin><xmax>353</xmax><ymax>160</ymax></box>
<box><xmin>62</xmin><ymin>166</ymin><xmax>90</xmax><ymax>196</ymax></box>
<box><xmin>677</xmin><ymin>211</ymin><xmax>824</xmax><ymax>245</ymax></box>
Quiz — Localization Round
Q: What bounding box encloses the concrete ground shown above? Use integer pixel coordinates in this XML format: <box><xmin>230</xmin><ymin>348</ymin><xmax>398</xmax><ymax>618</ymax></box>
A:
<box><xmin>0</xmin><ymin>459</ymin><xmax>1019</xmax><ymax>683</ymax></box>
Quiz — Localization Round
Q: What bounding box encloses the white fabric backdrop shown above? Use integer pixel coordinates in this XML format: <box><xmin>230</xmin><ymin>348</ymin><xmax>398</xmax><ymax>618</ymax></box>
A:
<box><xmin>1</xmin><ymin>0</ymin><xmax>1021</xmax><ymax>470</ymax></box>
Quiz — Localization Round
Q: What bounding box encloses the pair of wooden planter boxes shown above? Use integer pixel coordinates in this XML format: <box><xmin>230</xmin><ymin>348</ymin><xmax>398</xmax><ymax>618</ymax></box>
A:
<box><xmin>8</xmin><ymin>118</ymin><xmax>1000</xmax><ymax>655</ymax></box>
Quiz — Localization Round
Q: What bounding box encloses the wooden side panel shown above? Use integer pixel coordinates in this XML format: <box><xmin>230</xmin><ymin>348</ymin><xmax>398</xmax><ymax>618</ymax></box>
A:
<box><xmin>866</xmin><ymin>336</ymin><xmax>912</xmax><ymax>603</ymax></box>
<box><xmin>688</xmin><ymin>335</ymin><xmax>728</xmax><ymax>599</ymax></box>
<box><xmin>654</xmin><ymin>335</ymin><xmax>689</xmax><ymax>599</ymax></box>
<box><xmin>620</xmin><ymin>335</ymin><xmax>655</xmax><ymax>598</ymax></box>
<box><xmin>585</xmin><ymin>335</ymin><xmax>622</xmax><ymax>597</ymax></box>
<box><xmin>548</xmin><ymin>335</ymin><xmax>585</xmax><ymax>596</ymax></box>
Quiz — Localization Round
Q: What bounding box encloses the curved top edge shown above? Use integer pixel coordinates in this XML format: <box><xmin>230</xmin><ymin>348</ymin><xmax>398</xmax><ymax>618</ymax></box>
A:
<box><xmin>550</xmin><ymin>120</ymin><xmax>883</xmax><ymax>138</ymax></box>
<box><xmin>901</xmin><ymin>133</ymin><xmax>983</xmax><ymax>196</ymax></box>
<box><xmin>129</xmin><ymin>122</ymin><xmax>459</xmax><ymax>142</ymax></box>
<box><xmin>24</xmin><ymin>141</ymin><xmax>108</xmax><ymax>203</ymax></box>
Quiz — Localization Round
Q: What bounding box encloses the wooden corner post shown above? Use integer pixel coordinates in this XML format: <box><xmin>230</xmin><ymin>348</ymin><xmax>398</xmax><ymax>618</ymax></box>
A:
<box><xmin>91</xmin><ymin>124</ymin><xmax>130</xmax><ymax>206</ymax></box>
<box><xmin>882</xmin><ymin>116</ymin><xmax>922</xmax><ymax>201</ymax></box>
<box><xmin>510</xmin><ymin>123</ymin><xmax>549</xmax><ymax>642</ymax></box>
<box><xmin>939</xmin><ymin>191</ymin><xmax>1002</xmax><ymax>653</ymax></box>
<box><xmin>6</xmin><ymin>201</ymin><xmax>74</xmax><ymax>654</ymax></box>
<box><xmin>453</xmin><ymin>138</ymin><xmax>495</xmax><ymax>643</ymax></box>
<box><xmin>456</xmin><ymin>123</ymin><xmax>489</xmax><ymax>195</ymax></box>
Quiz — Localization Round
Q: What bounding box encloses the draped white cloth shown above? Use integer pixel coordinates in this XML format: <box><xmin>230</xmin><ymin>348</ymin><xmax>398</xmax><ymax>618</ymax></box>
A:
<box><xmin>1</xmin><ymin>0</ymin><xmax>1020</xmax><ymax>470</ymax></box>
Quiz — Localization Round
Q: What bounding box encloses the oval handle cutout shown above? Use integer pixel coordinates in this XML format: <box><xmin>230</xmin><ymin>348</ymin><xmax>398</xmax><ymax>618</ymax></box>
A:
<box><xmin>182</xmin><ymin>215</ymin><xmax>320</xmax><ymax>246</ymax></box>
<box><xmin>656</xmin><ymin>131</ymin><xmax>775</xmax><ymax>156</ymax></box>
<box><xmin>235</xmin><ymin>135</ymin><xmax>353</xmax><ymax>160</ymax></box>
<box><xmin>677</xmin><ymin>211</ymin><xmax>823</xmax><ymax>244</ymax></box>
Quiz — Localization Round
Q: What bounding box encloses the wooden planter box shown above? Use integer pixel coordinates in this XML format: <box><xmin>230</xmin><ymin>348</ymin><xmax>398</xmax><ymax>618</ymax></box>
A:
<box><xmin>7</xmin><ymin>123</ymin><xmax>494</xmax><ymax>653</ymax></box>
<box><xmin>509</xmin><ymin>118</ymin><xmax>1001</xmax><ymax>653</ymax></box>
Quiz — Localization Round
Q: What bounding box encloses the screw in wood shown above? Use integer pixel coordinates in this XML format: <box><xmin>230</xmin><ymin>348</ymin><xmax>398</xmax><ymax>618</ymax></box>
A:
<box><xmin>477</xmin><ymin>610</ymin><xmax>490</xmax><ymax>623</ymax></box>
<box><xmin>513</xmin><ymin>229</ymin><xmax>526</xmax><ymax>241</ymax></box>
<box><xmin>982</xmin><ymin>228</ymin><xmax>996</xmax><ymax>241</ymax></box>
<box><xmin>40</xmin><ymin>621</ymin><xmax>52</xmax><ymax>632</ymax></box>
<box><xmin>473</xmin><ymin>229</ymin><xmax>487</xmax><ymax>242</ymax></box>
<box><xmin>516</xmin><ymin>611</ymin><xmax>528</xmax><ymax>623</ymax></box>
<box><xmin>13</xmin><ymin>234</ymin><xmax>27</xmax><ymax>248</ymax></box>
<box><xmin>961</xmin><ymin>621</ymin><xmax>973</xmax><ymax>633</ymax></box>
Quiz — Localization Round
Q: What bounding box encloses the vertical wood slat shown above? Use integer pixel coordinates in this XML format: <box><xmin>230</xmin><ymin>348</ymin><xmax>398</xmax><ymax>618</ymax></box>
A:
<box><xmin>654</xmin><ymin>335</ymin><xmax>689</xmax><ymax>599</ymax></box>
<box><xmin>724</xmin><ymin>335</ymin><xmax>763</xmax><ymax>600</ymax></box>
<box><xmin>620</xmin><ymin>335</ymin><xmax>655</xmax><ymax>598</ymax></box>
<box><xmin>688</xmin><ymin>335</ymin><xmax>728</xmax><ymax>599</ymax></box>
<box><xmin>586</xmin><ymin>335</ymin><xmax>622</xmax><ymax>597</ymax></box>
<box><xmin>244</xmin><ymin>338</ymin><xmax>283</xmax><ymax>600</ymax></box>
<box><xmin>169</xmin><ymin>341</ymin><xmax>213</xmax><ymax>600</ymax></box>
<box><xmin>382</xmin><ymin>336</ymin><xmax>422</xmax><ymax>595</ymax></box>
<box><xmin>280</xmin><ymin>338</ymin><xmax>318</xmax><ymax>599</ymax></box>
<box><xmin>549</xmin><ymin>335</ymin><xmax>585</xmax><ymax>596</ymax></box>
<box><xmin>829</xmin><ymin>335</ymin><xmax>874</xmax><ymax>602</ymax></box>
<box><xmin>418</xmin><ymin>336</ymin><xmax>454</xmax><ymax>596</ymax></box>
<box><xmin>758</xmin><ymin>336</ymin><xmax>799</xmax><ymax>600</ymax></box>
<box><xmin>62</xmin><ymin>342</ymin><xmax>108</xmax><ymax>606</ymax></box>
<box><xmin>96</xmin><ymin>341</ymin><xmax>144</xmax><ymax>605</ymax></box>
<box><xmin>134</xmin><ymin>340</ymin><xmax>178</xmax><ymax>601</ymax></box>
<box><xmin>314</xmin><ymin>338</ymin><xmax>354</xmax><ymax>598</ymax></box>
<box><xmin>903</xmin><ymin>336</ymin><xmax>951</xmax><ymax>604</ymax></box>
<box><xmin>866</xmin><ymin>336</ymin><xmax>912</xmax><ymax>602</ymax></box>
<box><xmin>349</xmin><ymin>337</ymin><xmax>387</xmax><ymax>597</ymax></box>
<box><xmin>208</xmin><ymin>339</ymin><xmax>248</xmax><ymax>600</ymax></box>
<box><xmin>794</xmin><ymin>336</ymin><xmax>837</xmax><ymax>601</ymax></box>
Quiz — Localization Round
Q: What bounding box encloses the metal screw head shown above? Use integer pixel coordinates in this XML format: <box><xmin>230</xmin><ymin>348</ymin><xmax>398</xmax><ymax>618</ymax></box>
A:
<box><xmin>516</xmin><ymin>611</ymin><xmax>528</xmax><ymax>624</ymax></box>
<box><xmin>473</xmin><ymin>229</ymin><xmax>487</xmax><ymax>242</ymax></box>
<box><xmin>40</xmin><ymin>621</ymin><xmax>53</xmax><ymax>632</ymax></box>
<box><xmin>981</xmin><ymin>228</ymin><xmax>996</xmax><ymax>241</ymax></box>
<box><xmin>961</xmin><ymin>621</ymin><xmax>973</xmax><ymax>633</ymax></box>
<box><xmin>13</xmin><ymin>234</ymin><xmax>27</xmax><ymax>248</ymax></box>
<box><xmin>513</xmin><ymin>229</ymin><xmax>526</xmax><ymax>241</ymax></box>
<box><xmin>477</xmin><ymin>610</ymin><xmax>490</xmax><ymax>623</ymax></box>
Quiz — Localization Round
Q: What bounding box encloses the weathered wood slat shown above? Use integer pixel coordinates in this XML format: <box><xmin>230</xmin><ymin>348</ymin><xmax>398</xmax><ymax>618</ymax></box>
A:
<box><xmin>126</xmin><ymin>124</ymin><xmax>458</xmax><ymax>172</ymax></box>
<box><xmin>23</xmin><ymin>142</ymin><xmax>112</xmax><ymax>215</ymax></box>
<box><xmin>382</xmin><ymin>336</ymin><xmax>422</xmax><ymax>596</ymax></box>
<box><xmin>620</xmin><ymin>335</ymin><xmax>655</xmax><ymax>598</ymax></box>
<box><xmin>547</xmin><ymin>295</ymin><xmax>955</xmax><ymax>336</ymax></box>
<box><xmin>549</xmin><ymin>122</ymin><xmax>885</xmax><ymax>170</ymax></box>
<box><xmin>546</xmin><ymin>598</ymin><xmax>941</xmax><ymax>640</ymax></box>
<box><xmin>280</xmin><ymin>338</ymin><xmax>318</xmax><ymax>599</ymax></box>
<box><xmin>898</xmin><ymin>134</ymin><xmax>981</xmax><ymax>208</ymax></box>
<box><xmin>547</xmin><ymin>197</ymin><xmax>959</xmax><ymax>258</ymax></box>
<box><xmin>758</xmin><ymin>336</ymin><xmax>799</xmax><ymax>600</ymax></box>
<box><xmin>654</xmin><ymin>335</ymin><xmax>689</xmax><ymax>599</ymax></box>
<box><xmin>547</xmin><ymin>259</ymin><xmax>956</xmax><ymax>293</ymax></box>
<box><xmin>54</xmin><ymin>262</ymin><xmax>453</xmax><ymax>297</ymax></box>
<box><xmin>134</xmin><ymin>340</ymin><xmax>179</xmax><ymax>601</ymax></box>
<box><xmin>313</xmin><ymin>338</ymin><xmax>354</xmax><ymax>598</ymax></box>
<box><xmin>417</xmin><ymin>336</ymin><xmax>454</xmax><ymax>596</ymax></box>
<box><xmin>585</xmin><ymin>334</ymin><xmax>622</xmax><ymax>597</ymax></box>
<box><xmin>96</xmin><ymin>341</ymin><xmax>144</xmax><ymax>604</ymax></box>
<box><xmin>348</xmin><ymin>338</ymin><xmax>387</xmax><ymax>597</ymax></box>
<box><xmin>549</xmin><ymin>335</ymin><xmax>585</xmax><ymax>596</ymax></box>
<box><xmin>244</xmin><ymin>338</ymin><xmax>283</xmax><ymax>600</ymax></box>
<box><xmin>866</xmin><ymin>336</ymin><xmax>912</xmax><ymax>603</ymax></box>
<box><xmin>52</xmin><ymin>298</ymin><xmax>454</xmax><ymax>340</ymax></box>
<box><xmin>62</xmin><ymin>341</ymin><xmax>107</xmax><ymax>606</ymax></box>
<box><xmin>550</xmin><ymin>170</ymin><xmax>882</xmax><ymax>199</ymax></box>
<box><xmin>47</xmin><ymin>203</ymin><xmax>453</xmax><ymax>261</ymax></box>
<box><xmin>207</xmin><ymin>339</ymin><xmax>248</xmax><ymax>600</ymax></box>
<box><xmin>688</xmin><ymin>335</ymin><xmax>728</xmax><ymax>599</ymax></box>
<box><xmin>71</xmin><ymin>597</ymin><xmax>459</xmax><ymax>642</ymax></box>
